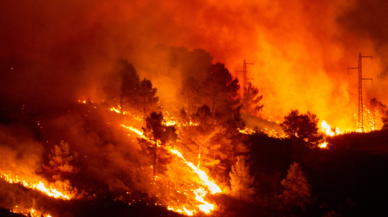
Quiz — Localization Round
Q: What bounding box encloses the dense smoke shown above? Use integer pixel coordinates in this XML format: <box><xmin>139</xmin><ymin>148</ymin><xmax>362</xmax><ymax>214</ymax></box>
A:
<box><xmin>0</xmin><ymin>124</ymin><xmax>44</xmax><ymax>181</ymax></box>
<box><xmin>1</xmin><ymin>1</ymin><xmax>388</xmax><ymax>214</ymax></box>
<box><xmin>1</xmin><ymin>0</ymin><xmax>388</xmax><ymax>130</ymax></box>
<box><xmin>0</xmin><ymin>0</ymin><xmax>388</xmax><ymax>173</ymax></box>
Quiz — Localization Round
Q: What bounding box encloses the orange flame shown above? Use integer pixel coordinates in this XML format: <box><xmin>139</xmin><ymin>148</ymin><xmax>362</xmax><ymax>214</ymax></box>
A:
<box><xmin>120</xmin><ymin>123</ymin><xmax>220</xmax><ymax>215</ymax></box>
<box><xmin>321</xmin><ymin>120</ymin><xmax>340</xmax><ymax>136</ymax></box>
<box><xmin>318</xmin><ymin>142</ymin><xmax>328</xmax><ymax>149</ymax></box>
<box><xmin>1</xmin><ymin>172</ymin><xmax>71</xmax><ymax>200</ymax></box>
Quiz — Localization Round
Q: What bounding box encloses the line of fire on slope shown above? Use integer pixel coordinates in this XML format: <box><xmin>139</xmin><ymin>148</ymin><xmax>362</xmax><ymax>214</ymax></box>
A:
<box><xmin>0</xmin><ymin>97</ymin><xmax>383</xmax><ymax>217</ymax></box>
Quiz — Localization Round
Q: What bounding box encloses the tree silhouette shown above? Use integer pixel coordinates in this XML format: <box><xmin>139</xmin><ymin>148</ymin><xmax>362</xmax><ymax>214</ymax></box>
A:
<box><xmin>184</xmin><ymin>105</ymin><xmax>220</xmax><ymax>169</ymax></box>
<box><xmin>383</xmin><ymin>110</ymin><xmax>388</xmax><ymax>130</ymax></box>
<box><xmin>225</xmin><ymin>106</ymin><xmax>249</xmax><ymax>164</ymax></box>
<box><xmin>136</xmin><ymin>78</ymin><xmax>159</xmax><ymax>120</ymax></box>
<box><xmin>139</xmin><ymin>112</ymin><xmax>174</xmax><ymax>181</ymax></box>
<box><xmin>229</xmin><ymin>156</ymin><xmax>255</xmax><ymax>200</ymax></box>
<box><xmin>281</xmin><ymin>110</ymin><xmax>323</xmax><ymax>147</ymax></box>
<box><xmin>242</xmin><ymin>82</ymin><xmax>263</xmax><ymax>116</ymax></box>
<box><xmin>369</xmin><ymin>98</ymin><xmax>387</xmax><ymax>130</ymax></box>
<box><xmin>279</xmin><ymin>162</ymin><xmax>311</xmax><ymax>209</ymax></box>
<box><xmin>177</xmin><ymin>77</ymin><xmax>202</xmax><ymax>114</ymax></box>
<box><xmin>203</xmin><ymin>63</ymin><xmax>240</xmax><ymax>116</ymax></box>
<box><xmin>103</xmin><ymin>60</ymin><xmax>140</xmax><ymax>114</ymax></box>
<box><xmin>42</xmin><ymin>140</ymin><xmax>79</xmax><ymax>181</ymax></box>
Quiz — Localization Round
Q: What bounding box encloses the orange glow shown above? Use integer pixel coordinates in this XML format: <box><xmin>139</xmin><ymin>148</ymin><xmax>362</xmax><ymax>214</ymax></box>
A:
<box><xmin>119</xmin><ymin>113</ymin><xmax>221</xmax><ymax>215</ymax></box>
<box><xmin>318</xmin><ymin>142</ymin><xmax>328</xmax><ymax>149</ymax></box>
<box><xmin>320</xmin><ymin>120</ymin><xmax>340</xmax><ymax>136</ymax></box>
<box><xmin>9</xmin><ymin>207</ymin><xmax>53</xmax><ymax>217</ymax></box>
<box><xmin>0</xmin><ymin>172</ymin><xmax>71</xmax><ymax>200</ymax></box>
<box><xmin>122</xmin><ymin>124</ymin><xmax>220</xmax><ymax>214</ymax></box>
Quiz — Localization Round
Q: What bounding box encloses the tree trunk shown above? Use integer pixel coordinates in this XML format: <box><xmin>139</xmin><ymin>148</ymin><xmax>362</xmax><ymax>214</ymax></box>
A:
<box><xmin>153</xmin><ymin>139</ymin><xmax>157</xmax><ymax>182</ymax></box>
<box><xmin>143</xmin><ymin>96</ymin><xmax>146</xmax><ymax>127</ymax></box>
<box><xmin>120</xmin><ymin>94</ymin><xmax>123</xmax><ymax>115</ymax></box>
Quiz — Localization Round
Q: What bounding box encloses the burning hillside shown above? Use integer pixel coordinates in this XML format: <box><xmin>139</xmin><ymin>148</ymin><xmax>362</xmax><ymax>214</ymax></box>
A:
<box><xmin>1</xmin><ymin>0</ymin><xmax>388</xmax><ymax>216</ymax></box>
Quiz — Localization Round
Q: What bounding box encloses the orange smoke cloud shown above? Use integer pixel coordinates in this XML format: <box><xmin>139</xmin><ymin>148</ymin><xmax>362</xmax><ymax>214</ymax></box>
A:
<box><xmin>0</xmin><ymin>0</ymin><xmax>387</xmax><ymax>131</ymax></box>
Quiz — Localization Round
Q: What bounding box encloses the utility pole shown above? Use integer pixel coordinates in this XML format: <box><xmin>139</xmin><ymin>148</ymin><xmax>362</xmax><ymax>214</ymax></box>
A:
<box><xmin>237</xmin><ymin>60</ymin><xmax>253</xmax><ymax>91</ymax></box>
<box><xmin>348</xmin><ymin>53</ymin><xmax>372</xmax><ymax>132</ymax></box>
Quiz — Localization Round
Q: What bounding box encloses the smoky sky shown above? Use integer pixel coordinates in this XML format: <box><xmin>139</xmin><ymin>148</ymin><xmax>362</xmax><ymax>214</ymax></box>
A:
<box><xmin>0</xmin><ymin>0</ymin><xmax>387</xmax><ymax>128</ymax></box>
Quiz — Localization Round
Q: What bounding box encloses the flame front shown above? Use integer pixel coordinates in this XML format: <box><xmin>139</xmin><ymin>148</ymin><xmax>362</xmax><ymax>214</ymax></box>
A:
<box><xmin>0</xmin><ymin>172</ymin><xmax>71</xmax><ymax>200</ymax></box>
<box><xmin>122</xmin><ymin>123</ymin><xmax>221</xmax><ymax>215</ymax></box>
<box><xmin>321</xmin><ymin>120</ymin><xmax>340</xmax><ymax>136</ymax></box>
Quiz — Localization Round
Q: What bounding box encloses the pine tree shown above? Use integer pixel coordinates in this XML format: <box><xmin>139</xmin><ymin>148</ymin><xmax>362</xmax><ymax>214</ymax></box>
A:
<box><xmin>139</xmin><ymin>112</ymin><xmax>174</xmax><ymax>181</ymax></box>
<box><xmin>136</xmin><ymin>78</ymin><xmax>159</xmax><ymax>120</ymax></box>
<box><xmin>383</xmin><ymin>110</ymin><xmax>388</xmax><ymax>130</ymax></box>
<box><xmin>242</xmin><ymin>82</ymin><xmax>263</xmax><ymax>116</ymax></box>
<box><xmin>103</xmin><ymin>60</ymin><xmax>140</xmax><ymax>114</ymax></box>
<box><xmin>42</xmin><ymin>140</ymin><xmax>79</xmax><ymax>181</ymax></box>
<box><xmin>177</xmin><ymin>77</ymin><xmax>202</xmax><ymax>114</ymax></box>
<box><xmin>369</xmin><ymin>98</ymin><xmax>387</xmax><ymax>130</ymax></box>
<box><xmin>279</xmin><ymin>162</ymin><xmax>311</xmax><ymax>208</ymax></box>
<box><xmin>281</xmin><ymin>110</ymin><xmax>323</xmax><ymax>147</ymax></box>
<box><xmin>229</xmin><ymin>156</ymin><xmax>255</xmax><ymax>200</ymax></box>
<box><xmin>203</xmin><ymin>63</ymin><xmax>240</xmax><ymax>116</ymax></box>
<box><xmin>224</xmin><ymin>106</ymin><xmax>250</xmax><ymax>167</ymax></box>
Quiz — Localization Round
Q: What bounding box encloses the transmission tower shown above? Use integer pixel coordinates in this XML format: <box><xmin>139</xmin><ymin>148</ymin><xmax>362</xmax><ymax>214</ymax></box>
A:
<box><xmin>237</xmin><ymin>60</ymin><xmax>253</xmax><ymax>91</ymax></box>
<box><xmin>348</xmin><ymin>53</ymin><xmax>372</xmax><ymax>132</ymax></box>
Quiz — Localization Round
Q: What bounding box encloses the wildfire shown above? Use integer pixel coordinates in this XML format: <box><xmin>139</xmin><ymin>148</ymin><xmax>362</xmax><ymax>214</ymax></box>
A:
<box><xmin>194</xmin><ymin>188</ymin><xmax>214</xmax><ymax>214</ymax></box>
<box><xmin>166</xmin><ymin>148</ymin><xmax>221</xmax><ymax>194</ymax></box>
<box><xmin>0</xmin><ymin>172</ymin><xmax>71</xmax><ymax>200</ymax></box>
<box><xmin>109</xmin><ymin>105</ymin><xmax>143</xmax><ymax>122</ymax></box>
<box><xmin>318</xmin><ymin>142</ymin><xmax>328</xmax><ymax>149</ymax></box>
<box><xmin>120</xmin><ymin>121</ymin><xmax>221</xmax><ymax>215</ymax></box>
<box><xmin>121</xmin><ymin>124</ymin><xmax>148</xmax><ymax>140</ymax></box>
<box><xmin>10</xmin><ymin>207</ymin><xmax>53</xmax><ymax>217</ymax></box>
<box><xmin>321</xmin><ymin>120</ymin><xmax>340</xmax><ymax>136</ymax></box>
<box><xmin>163</xmin><ymin>111</ymin><xmax>178</xmax><ymax>126</ymax></box>
<box><xmin>238</xmin><ymin>127</ymin><xmax>286</xmax><ymax>138</ymax></box>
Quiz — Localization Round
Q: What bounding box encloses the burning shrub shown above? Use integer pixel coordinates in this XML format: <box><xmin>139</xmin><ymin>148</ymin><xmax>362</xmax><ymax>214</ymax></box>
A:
<box><xmin>42</xmin><ymin>140</ymin><xmax>79</xmax><ymax>181</ymax></box>
<box><xmin>281</xmin><ymin>110</ymin><xmax>323</xmax><ymax>147</ymax></box>
<box><xmin>139</xmin><ymin>112</ymin><xmax>175</xmax><ymax>180</ymax></box>
<box><xmin>279</xmin><ymin>162</ymin><xmax>311</xmax><ymax>209</ymax></box>
<box><xmin>229</xmin><ymin>156</ymin><xmax>255</xmax><ymax>200</ymax></box>
<box><xmin>242</xmin><ymin>81</ymin><xmax>263</xmax><ymax>116</ymax></box>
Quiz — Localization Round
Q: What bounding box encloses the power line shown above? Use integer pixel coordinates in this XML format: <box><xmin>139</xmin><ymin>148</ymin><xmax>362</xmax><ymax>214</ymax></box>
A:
<box><xmin>237</xmin><ymin>60</ymin><xmax>253</xmax><ymax>91</ymax></box>
<box><xmin>348</xmin><ymin>53</ymin><xmax>372</xmax><ymax>132</ymax></box>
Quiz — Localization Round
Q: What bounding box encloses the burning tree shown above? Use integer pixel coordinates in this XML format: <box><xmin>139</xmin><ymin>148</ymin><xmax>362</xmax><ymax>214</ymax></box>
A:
<box><xmin>183</xmin><ymin>105</ymin><xmax>219</xmax><ymax>169</ymax></box>
<box><xmin>229</xmin><ymin>156</ymin><xmax>255</xmax><ymax>200</ymax></box>
<box><xmin>224</xmin><ymin>106</ymin><xmax>250</xmax><ymax>164</ymax></box>
<box><xmin>281</xmin><ymin>110</ymin><xmax>323</xmax><ymax>147</ymax></box>
<box><xmin>139</xmin><ymin>112</ymin><xmax>175</xmax><ymax>181</ymax></box>
<box><xmin>42</xmin><ymin>140</ymin><xmax>79</xmax><ymax>181</ymax></box>
<box><xmin>369</xmin><ymin>98</ymin><xmax>388</xmax><ymax>130</ymax></box>
<box><xmin>103</xmin><ymin>60</ymin><xmax>140</xmax><ymax>115</ymax></box>
<box><xmin>279</xmin><ymin>162</ymin><xmax>311</xmax><ymax>209</ymax></box>
<box><xmin>136</xmin><ymin>78</ymin><xmax>159</xmax><ymax>119</ymax></box>
<box><xmin>177</xmin><ymin>77</ymin><xmax>202</xmax><ymax>114</ymax></box>
<box><xmin>383</xmin><ymin>111</ymin><xmax>388</xmax><ymax>130</ymax></box>
<box><xmin>203</xmin><ymin>63</ymin><xmax>240</xmax><ymax>115</ymax></box>
<box><xmin>242</xmin><ymin>81</ymin><xmax>263</xmax><ymax>116</ymax></box>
